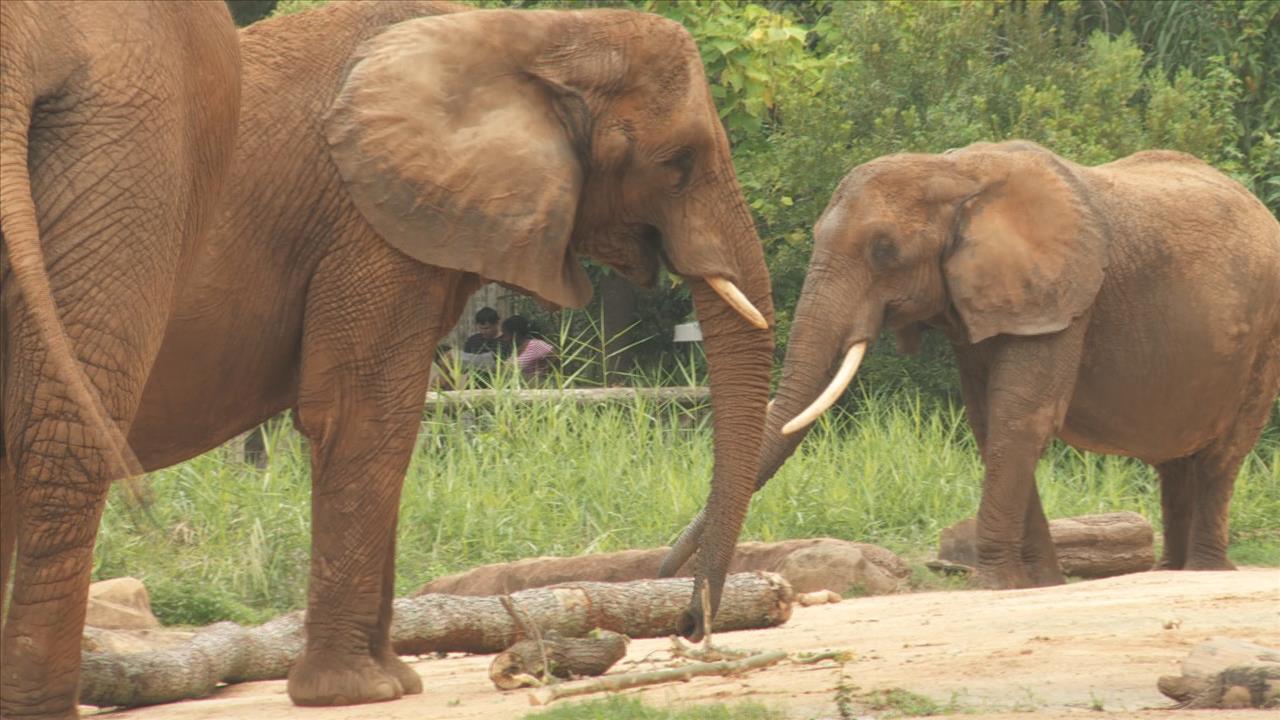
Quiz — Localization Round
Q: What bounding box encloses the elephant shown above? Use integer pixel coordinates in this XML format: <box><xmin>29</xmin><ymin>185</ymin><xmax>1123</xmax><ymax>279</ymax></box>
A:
<box><xmin>661</xmin><ymin>140</ymin><xmax>1280</xmax><ymax>592</ymax></box>
<box><xmin>22</xmin><ymin>0</ymin><xmax>770</xmax><ymax>708</ymax></box>
<box><xmin>0</xmin><ymin>1</ymin><xmax>240</xmax><ymax>716</ymax></box>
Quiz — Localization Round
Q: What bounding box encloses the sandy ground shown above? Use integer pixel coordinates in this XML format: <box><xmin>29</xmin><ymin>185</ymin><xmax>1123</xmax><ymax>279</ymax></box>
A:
<box><xmin>98</xmin><ymin>568</ymin><xmax>1279</xmax><ymax>720</ymax></box>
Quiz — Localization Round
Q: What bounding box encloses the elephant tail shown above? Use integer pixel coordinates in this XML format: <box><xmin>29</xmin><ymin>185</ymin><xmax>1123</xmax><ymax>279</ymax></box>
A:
<box><xmin>0</xmin><ymin>82</ymin><xmax>143</xmax><ymax>486</ymax></box>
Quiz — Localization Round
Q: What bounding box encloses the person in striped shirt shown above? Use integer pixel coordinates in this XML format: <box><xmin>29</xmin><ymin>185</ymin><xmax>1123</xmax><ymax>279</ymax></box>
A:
<box><xmin>501</xmin><ymin>315</ymin><xmax>556</xmax><ymax>381</ymax></box>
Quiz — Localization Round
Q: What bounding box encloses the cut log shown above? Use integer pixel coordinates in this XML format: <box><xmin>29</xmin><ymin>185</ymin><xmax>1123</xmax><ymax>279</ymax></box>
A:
<box><xmin>417</xmin><ymin>539</ymin><xmax>910</xmax><ymax>597</ymax></box>
<box><xmin>78</xmin><ymin>571</ymin><xmax>792</xmax><ymax>709</ymax></box>
<box><xmin>1157</xmin><ymin>637</ymin><xmax>1280</xmax><ymax>709</ymax></box>
<box><xmin>489</xmin><ymin>631</ymin><xmax>628</xmax><ymax>690</ymax></box>
<box><xmin>938</xmin><ymin>512</ymin><xmax>1154</xmax><ymax>578</ymax></box>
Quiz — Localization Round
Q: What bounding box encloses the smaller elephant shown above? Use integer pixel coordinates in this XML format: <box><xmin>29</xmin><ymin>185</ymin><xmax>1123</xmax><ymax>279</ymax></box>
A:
<box><xmin>663</xmin><ymin>140</ymin><xmax>1280</xmax><ymax>591</ymax></box>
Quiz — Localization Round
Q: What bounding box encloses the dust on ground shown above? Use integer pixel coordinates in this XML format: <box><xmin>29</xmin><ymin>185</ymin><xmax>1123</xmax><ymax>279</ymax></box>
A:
<box><xmin>99</xmin><ymin>568</ymin><xmax>1279</xmax><ymax>720</ymax></box>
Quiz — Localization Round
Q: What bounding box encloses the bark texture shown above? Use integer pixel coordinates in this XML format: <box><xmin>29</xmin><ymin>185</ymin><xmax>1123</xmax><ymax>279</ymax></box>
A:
<box><xmin>489</xmin><ymin>631</ymin><xmax>628</xmax><ymax>689</ymax></box>
<box><xmin>78</xmin><ymin>572</ymin><xmax>792</xmax><ymax>708</ymax></box>
<box><xmin>938</xmin><ymin>512</ymin><xmax>1154</xmax><ymax>578</ymax></box>
<box><xmin>417</xmin><ymin>539</ymin><xmax>909</xmax><ymax>596</ymax></box>
<box><xmin>1157</xmin><ymin>637</ymin><xmax>1280</xmax><ymax>709</ymax></box>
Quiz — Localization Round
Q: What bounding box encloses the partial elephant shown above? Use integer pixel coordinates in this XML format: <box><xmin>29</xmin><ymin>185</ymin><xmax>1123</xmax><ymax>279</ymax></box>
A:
<box><xmin>0</xmin><ymin>1</ymin><xmax>241</xmax><ymax>717</ymax></box>
<box><xmin>662</xmin><ymin>140</ymin><xmax>1280</xmax><ymax>592</ymax></box>
<box><xmin>110</xmin><ymin>0</ymin><xmax>771</xmax><ymax>706</ymax></box>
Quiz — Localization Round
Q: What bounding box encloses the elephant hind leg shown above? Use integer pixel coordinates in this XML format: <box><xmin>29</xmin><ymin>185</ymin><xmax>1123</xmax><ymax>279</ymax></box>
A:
<box><xmin>286</xmin><ymin>240</ymin><xmax>474</xmax><ymax>707</ymax></box>
<box><xmin>1159</xmin><ymin>339</ymin><xmax>1280</xmax><ymax>572</ymax></box>
<box><xmin>1155</xmin><ymin>456</ymin><xmax>1195</xmax><ymax>570</ymax></box>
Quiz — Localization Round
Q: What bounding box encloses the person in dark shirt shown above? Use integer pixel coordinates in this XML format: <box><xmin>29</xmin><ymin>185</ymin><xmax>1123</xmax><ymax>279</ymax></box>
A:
<box><xmin>463</xmin><ymin>306</ymin><xmax>502</xmax><ymax>355</ymax></box>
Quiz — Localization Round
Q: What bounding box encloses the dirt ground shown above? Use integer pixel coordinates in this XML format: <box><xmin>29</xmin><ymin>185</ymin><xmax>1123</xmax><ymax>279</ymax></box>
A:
<box><xmin>99</xmin><ymin>568</ymin><xmax>1279</xmax><ymax>720</ymax></box>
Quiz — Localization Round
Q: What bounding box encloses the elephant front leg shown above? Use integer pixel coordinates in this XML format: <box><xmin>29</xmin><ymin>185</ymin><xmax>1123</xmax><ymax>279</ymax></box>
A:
<box><xmin>970</xmin><ymin>325</ymin><xmax>1085</xmax><ymax>590</ymax></box>
<box><xmin>955</xmin><ymin>345</ymin><xmax>1063</xmax><ymax>587</ymax></box>
<box><xmin>285</xmin><ymin>246</ymin><xmax>470</xmax><ymax>707</ymax></box>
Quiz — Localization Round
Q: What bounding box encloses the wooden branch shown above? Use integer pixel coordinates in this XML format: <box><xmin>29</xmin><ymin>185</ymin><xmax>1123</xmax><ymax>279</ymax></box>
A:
<box><xmin>490</xmin><ymin>631</ymin><xmax>628</xmax><ymax>690</ymax></box>
<box><xmin>528</xmin><ymin>650</ymin><xmax>788</xmax><ymax>706</ymax></box>
<box><xmin>79</xmin><ymin>571</ymin><xmax>792</xmax><ymax>709</ymax></box>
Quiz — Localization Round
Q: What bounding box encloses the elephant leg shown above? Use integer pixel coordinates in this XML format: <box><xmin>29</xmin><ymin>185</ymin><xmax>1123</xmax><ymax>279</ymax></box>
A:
<box><xmin>972</xmin><ymin>323</ymin><xmax>1086</xmax><ymax>590</ymax></box>
<box><xmin>285</xmin><ymin>243</ymin><xmax>471</xmax><ymax>707</ymax></box>
<box><xmin>1</xmin><ymin>443</ymin><xmax>112</xmax><ymax>718</ymax></box>
<box><xmin>1164</xmin><ymin>343</ymin><xmax>1277</xmax><ymax>572</ymax></box>
<box><xmin>1155</xmin><ymin>457</ymin><xmax>1194</xmax><ymax>569</ymax></box>
<box><xmin>955</xmin><ymin>344</ymin><xmax>1061</xmax><ymax>585</ymax></box>
<box><xmin>1019</xmin><ymin>486</ymin><xmax>1065</xmax><ymax>585</ymax></box>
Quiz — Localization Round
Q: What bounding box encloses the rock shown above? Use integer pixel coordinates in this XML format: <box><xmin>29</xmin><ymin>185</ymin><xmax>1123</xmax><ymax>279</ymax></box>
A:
<box><xmin>86</xmin><ymin>577</ymin><xmax>160</xmax><ymax>630</ymax></box>
<box><xmin>415</xmin><ymin>539</ymin><xmax>910</xmax><ymax>597</ymax></box>
<box><xmin>1158</xmin><ymin>637</ymin><xmax>1280</xmax><ymax>709</ymax></box>
<box><xmin>937</xmin><ymin>512</ymin><xmax>1154</xmax><ymax>579</ymax></box>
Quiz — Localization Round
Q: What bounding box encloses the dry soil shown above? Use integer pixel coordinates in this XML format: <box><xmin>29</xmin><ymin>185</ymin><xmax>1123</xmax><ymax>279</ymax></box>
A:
<box><xmin>98</xmin><ymin>568</ymin><xmax>1279</xmax><ymax>720</ymax></box>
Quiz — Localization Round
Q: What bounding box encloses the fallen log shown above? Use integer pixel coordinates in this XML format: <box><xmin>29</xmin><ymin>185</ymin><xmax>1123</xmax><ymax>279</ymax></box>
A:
<box><xmin>1157</xmin><ymin>637</ymin><xmax>1280</xmax><ymax>709</ymax></box>
<box><xmin>417</xmin><ymin>539</ymin><xmax>910</xmax><ymax>596</ymax></box>
<box><xmin>490</xmin><ymin>631</ymin><xmax>628</xmax><ymax>690</ymax></box>
<box><xmin>938</xmin><ymin>512</ymin><xmax>1154</xmax><ymax>578</ymax></box>
<box><xmin>79</xmin><ymin>571</ymin><xmax>792</xmax><ymax>708</ymax></box>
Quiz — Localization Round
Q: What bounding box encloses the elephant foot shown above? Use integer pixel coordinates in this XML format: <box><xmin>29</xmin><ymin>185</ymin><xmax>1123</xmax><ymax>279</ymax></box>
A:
<box><xmin>1024</xmin><ymin>559</ymin><xmax>1066</xmax><ymax>587</ymax></box>
<box><xmin>378</xmin><ymin>653</ymin><xmax>424</xmax><ymax>696</ymax></box>
<box><xmin>972</xmin><ymin>564</ymin><xmax>1034</xmax><ymax>590</ymax></box>
<box><xmin>0</xmin><ymin>693</ymin><xmax>80</xmax><ymax>720</ymax></box>
<box><xmin>1183</xmin><ymin>555</ymin><xmax>1236</xmax><ymax>571</ymax></box>
<box><xmin>287</xmin><ymin>651</ymin><xmax>405</xmax><ymax>707</ymax></box>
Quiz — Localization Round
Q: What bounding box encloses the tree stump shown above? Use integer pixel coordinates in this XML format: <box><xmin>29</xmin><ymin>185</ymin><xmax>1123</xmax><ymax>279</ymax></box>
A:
<box><xmin>1158</xmin><ymin>637</ymin><xmax>1280</xmax><ymax>709</ymax></box>
<box><xmin>489</xmin><ymin>631</ymin><xmax>628</xmax><ymax>690</ymax></box>
<box><xmin>937</xmin><ymin>512</ymin><xmax>1154</xmax><ymax>578</ymax></box>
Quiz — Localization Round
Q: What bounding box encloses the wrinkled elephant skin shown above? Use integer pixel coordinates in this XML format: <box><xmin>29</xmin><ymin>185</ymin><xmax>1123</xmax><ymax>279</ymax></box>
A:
<box><xmin>113</xmin><ymin>0</ymin><xmax>773</xmax><ymax>707</ymax></box>
<box><xmin>0</xmin><ymin>1</ymin><xmax>241</xmax><ymax>717</ymax></box>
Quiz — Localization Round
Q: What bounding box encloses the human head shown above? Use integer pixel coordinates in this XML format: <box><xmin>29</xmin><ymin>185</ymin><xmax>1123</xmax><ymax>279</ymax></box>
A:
<box><xmin>474</xmin><ymin>306</ymin><xmax>500</xmax><ymax>337</ymax></box>
<box><xmin>501</xmin><ymin>315</ymin><xmax>530</xmax><ymax>343</ymax></box>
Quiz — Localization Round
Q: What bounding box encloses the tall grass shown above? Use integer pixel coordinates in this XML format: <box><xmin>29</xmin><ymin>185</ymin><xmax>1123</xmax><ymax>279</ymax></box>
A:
<box><xmin>93</xmin><ymin>317</ymin><xmax>1280</xmax><ymax>625</ymax></box>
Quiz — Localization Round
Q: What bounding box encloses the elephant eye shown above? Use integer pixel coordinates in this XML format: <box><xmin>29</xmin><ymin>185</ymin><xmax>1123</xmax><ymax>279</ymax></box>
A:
<box><xmin>870</xmin><ymin>234</ymin><xmax>899</xmax><ymax>269</ymax></box>
<box><xmin>663</xmin><ymin>147</ymin><xmax>695</xmax><ymax>193</ymax></box>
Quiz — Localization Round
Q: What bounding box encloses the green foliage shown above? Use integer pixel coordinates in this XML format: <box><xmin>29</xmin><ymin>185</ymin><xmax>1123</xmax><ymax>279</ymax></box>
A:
<box><xmin>94</xmin><ymin>385</ymin><xmax>1280</xmax><ymax>623</ymax></box>
<box><xmin>259</xmin><ymin>0</ymin><xmax>1279</xmax><ymax>403</ymax></box>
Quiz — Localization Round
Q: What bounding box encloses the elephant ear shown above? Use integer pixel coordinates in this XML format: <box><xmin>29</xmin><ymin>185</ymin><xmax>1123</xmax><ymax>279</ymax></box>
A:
<box><xmin>324</xmin><ymin>12</ymin><xmax>592</xmax><ymax>309</ymax></box>
<box><xmin>943</xmin><ymin>151</ymin><xmax>1107</xmax><ymax>343</ymax></box>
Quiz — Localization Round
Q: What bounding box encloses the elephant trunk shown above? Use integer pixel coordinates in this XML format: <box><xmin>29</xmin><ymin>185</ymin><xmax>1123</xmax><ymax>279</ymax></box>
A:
<box><xmin>661</xmin><ymin>256</ymin><xmax>877</xmax><ymax>580</ymax></box>
<box><xmin>674</xmin><ymin>180</ymin><xmax>774</xmax><ymax>641</ymax></box>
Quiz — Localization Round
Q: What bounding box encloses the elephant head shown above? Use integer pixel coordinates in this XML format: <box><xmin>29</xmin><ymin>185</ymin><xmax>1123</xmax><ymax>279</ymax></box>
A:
<box><xmin>323</xmin><ymin>8</ymin><xmax>774</xmax><ymax>640</ymax></box>
<box><xmin>660</xmin><ymin>141</ymin><xmax>1107</xmax><ymax>578</ymax></box>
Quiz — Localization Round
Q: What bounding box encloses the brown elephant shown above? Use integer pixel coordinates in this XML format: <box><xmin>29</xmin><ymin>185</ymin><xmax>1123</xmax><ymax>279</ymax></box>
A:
<box><xmin>111</xmin><ymin>0</ymin><xmax>770</xmax><ymax>706</ymax></box>
<box><xmin>0</xmin><ymin>1</ymin><xmax>240</xmax><ymax>716</ymax></box>
<box><xmin>661</xmin><ymin>140</ymin><xmax>1280</xmax><ymax>592</ymax></box>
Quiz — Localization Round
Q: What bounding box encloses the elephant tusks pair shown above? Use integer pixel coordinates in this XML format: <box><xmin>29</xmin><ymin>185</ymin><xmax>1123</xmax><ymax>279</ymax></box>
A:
<box><xmin>781</xmin><ymin>342</ymin><xmax>868</xmax><ymax>435</ymax></box>
<box><xmin>706</xmin><ymin>276</ymin><xmax>769</xmax><ymax>330</ymax></box>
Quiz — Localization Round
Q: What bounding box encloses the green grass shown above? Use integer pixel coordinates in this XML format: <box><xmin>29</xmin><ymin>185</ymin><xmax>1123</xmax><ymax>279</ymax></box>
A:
<box><xmin>92</xmin><ymin>325</ymin><xmax>1280</xmax><ymax>625</ymax></box>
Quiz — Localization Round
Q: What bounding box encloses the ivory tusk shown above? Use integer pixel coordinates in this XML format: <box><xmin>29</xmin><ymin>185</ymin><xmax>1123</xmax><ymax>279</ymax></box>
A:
<box><xmin>781</xmin><ymin>342</ymin><xmax>867</xmax><ymax>435</ymax></box>
<box><xmin>705</xmin><ymin>277</ymin><xmax>769</xmax><ymax>330</ymax></box>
